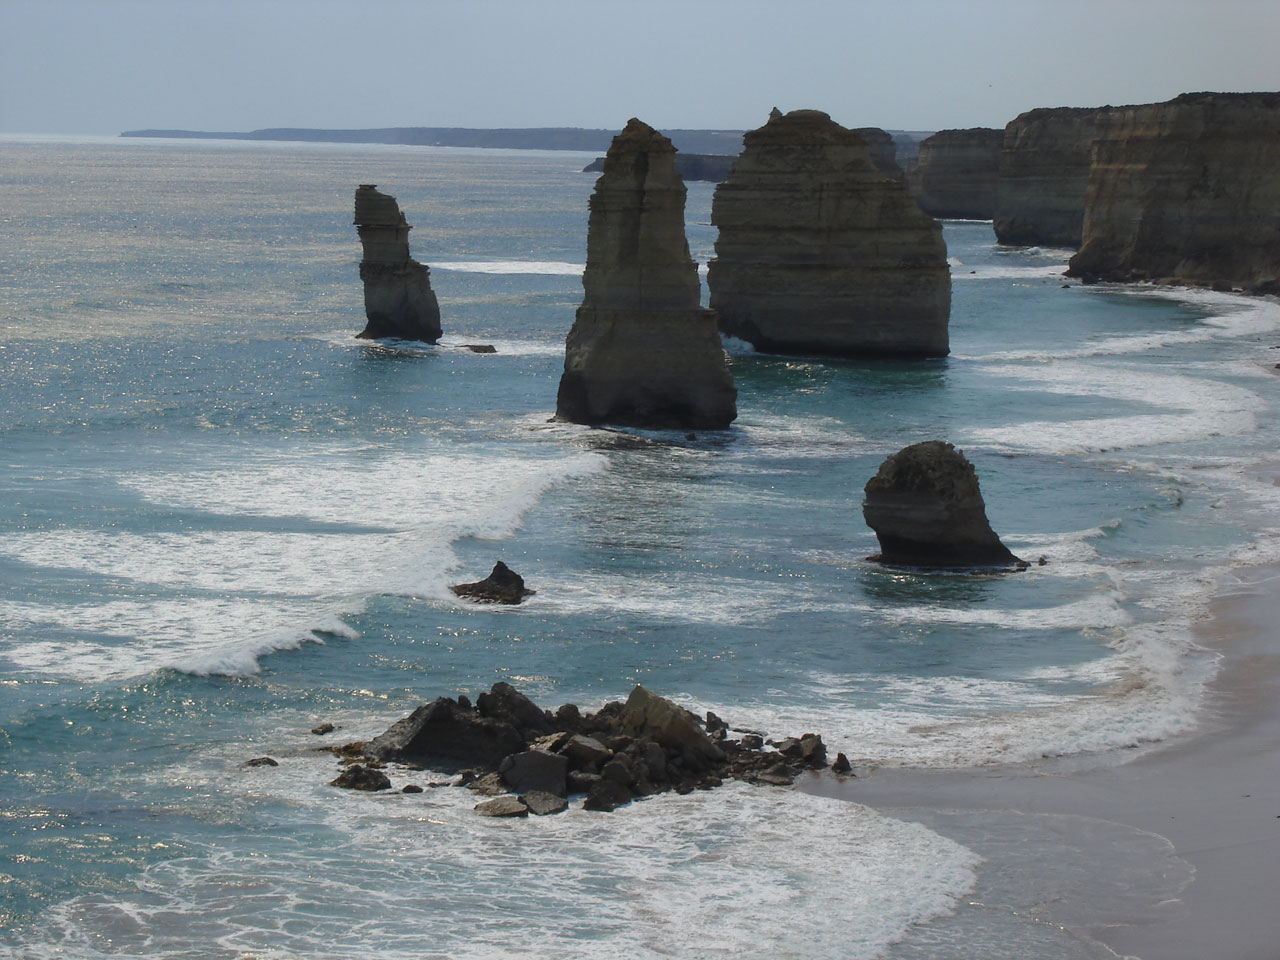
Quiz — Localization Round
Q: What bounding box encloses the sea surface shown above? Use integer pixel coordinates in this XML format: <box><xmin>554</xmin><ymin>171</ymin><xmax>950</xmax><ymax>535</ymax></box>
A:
<box><xmin>2</xmin><ymin>134</ymin><xmax>1279</xmax><ymax>958</ymax></box>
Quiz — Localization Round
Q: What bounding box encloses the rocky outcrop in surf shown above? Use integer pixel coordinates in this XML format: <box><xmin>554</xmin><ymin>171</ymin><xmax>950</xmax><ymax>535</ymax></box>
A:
<box><xmin>1066</xmin><ymin>92</ymin><xmax>1280</xmax><ymax>292</ymax></box>
<box><xmin>353</xmin><ymin>184</ymin><xmax>442</xmax><ymax>342</ymax></box>
<box><xmin>324</xmin><ymin>683</ymin><xmax>843</xmax><ymax>815</ymax></box>
<box><xmin>994</xmin><ymin>107</ymin><xmax>1112</xmax><ymax>247</ymax></box>
<box><xmin>707</xmin><ymin>109</ymin><xmax>950</xmax><ymax>358</ymax></box>
<box><xmin>862</xmin><ymin>441</ymin><xmax>1020</xmax><ymax>567</ymax></box>
<box><xmin>555</xmin><ymin>119</ymin><xmax>737</xmax><ymax>429</ymax></box>
<box><xmin>908</xmin><ymin>128</ymin><xmax>1003</xmax><ymax>220</ymax></box>
<box><xmin>450</xmin><ymin>561</ymin><xmax>535</xmax><ymax>605</ymax></box>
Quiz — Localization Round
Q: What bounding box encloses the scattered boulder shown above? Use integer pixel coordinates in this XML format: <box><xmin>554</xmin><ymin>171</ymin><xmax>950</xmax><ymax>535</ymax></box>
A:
<box><xmin>831</xmin><ymin>753</ymin><xmax>853</xmax><ymax>775</ymax></box>
<box><xmin>474</xmin><ymin>796</ymin><xmax>529</xmax><ymax>818</ymax></box>
<box><xmin>499</xmin><ymin>749</ymin><xmax>569</xmax><ymax>797</ymax></box>
<box><xmin>363</xmin><ymin>697</ymin><xmax>523</xmax><ymax>769</ymax></box>
<box><xmin>477</xmin><ymin>681</ymin><xmax>554</xmax><ymax>736</ymax></box>
<box><xmin>617</xmin><ymin>685</ymin><xmax>725</xmax><ymax>770</ymax></box>
<box><xmin>708</xmin><ymin>109</ymin><xmax>950</xmax><ymax>358</ymax></box>
<box><xmin>402</xmin><ymin>784</ymin><xmax>424</xmax><ymax>793</ymax></box>
<box><xmin>862</xmin><ymin>441</ymin><xmax>1020</xmax><ymax>567</ymax></box>
<box><xmin>310</xmin><ymin>722</ymin><xmax>336</xmax><ymax>736</ymax></box>
<box><xmin>450</xmin><ymin>561</ymin><xmax>535</xmax><ymax>605</ymax></box>
<box><xmin>583</xmin><ymin>779</ymin><xmax>633</xmax><ymax>812</ymax></box>
<box><xmin>353</xmin><ymin>184</ymin><xmax>442</xmax><ymax>342</ymax></box>
<box><xmin>555</xmin><ymin>118</ymin><xmax>737</xmax><ymax>430</ymax></box>
<box><xmin>241</xmin><ymin>756</ymin><xmax>278</xmax><ymax>768</ymax></box>
<box><xmin>463</xmin><ymin>344</ymin><xmax>497</xmax><ymax>353</ymax></box>
<box><xmin>330</xmin><ymin>764</ymin><xmax>391</xmax><ymax>791</ymax></box>
<box><xmin>519</xmin><ymin>790</ymin><xmax>569</xmax><ymax>816</ymax></box>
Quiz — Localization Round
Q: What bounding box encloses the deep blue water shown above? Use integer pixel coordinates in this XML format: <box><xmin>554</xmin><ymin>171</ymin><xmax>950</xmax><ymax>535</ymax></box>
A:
<box><xmin>2</xmin><ymin>135</ymin><xmax>1279</xmax><ymax>958</ymax></box>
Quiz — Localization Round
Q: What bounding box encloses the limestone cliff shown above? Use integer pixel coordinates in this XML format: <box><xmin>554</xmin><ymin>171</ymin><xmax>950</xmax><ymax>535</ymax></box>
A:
<box><xmin>555</xmin><ymin>119</ymin><xmax>737</xmax><ymax>429</ymax></box>
<box><xmin>851</xmin><ymin>127</ymin><xmax>905</xmax><ymax>182</ymax></box>
<box><xmin>353</xmin><ymin>185</ymin><xmax>442</xmax><ymax>341</ymax></box>
<box><xmin>707</xmin><ymin>109</ymin><xmax>950</xmax><ymax>358</ymax></box>
<box><xmin>1067</xmin><ymin>92</ymin><xmax>1280</xmax><ymax>292</ymax></box>
<box><xmin>908</xmin><ymin>128</ymin><xmax>1003</xmax><ymax>220</ymax></box>
<box><xmin>581</xmin><ymin>152</ymin><xmax>736</xmax><ymax>183</ymax></box>
<box><xmin>862</xmin><ymin>441</ymin><xmax>1019</xmax><ymax>567</ymax></box>
<box><xmin>994</xmin><ymin>107</ymin><xmax>1111</xmax><ymax>247</ymax></box>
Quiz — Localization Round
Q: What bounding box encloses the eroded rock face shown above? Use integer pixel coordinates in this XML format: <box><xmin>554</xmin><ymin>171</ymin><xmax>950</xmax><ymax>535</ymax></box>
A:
<box><xmin>994</xmin><ymin>107</ymin><xmax>1111</xmax><ymax>247</ymax></box>
<box><xmin>1067</xmin><ymin>92</ymin><xmax>1280</xmax><ymax>291</ymax></box>
<box><xmin>707</xmin><ymin>109</ymin><xmax>950</xmax><ymax>358</ymax></box>
<box><xmin>556</xmin><ymin>119</ymin><xmax>737</xmax><ymax>429</ymax></box>
<box><xmin>851</xmin><ymin>126</ymin><xmax>906</xmax><ymax>182</ymax></box>
<box><xmin>353</xmin><ymin>184</ymin><xmax>442</xmax><ymax>342</ymax></box>
<box><xmin>363</xmin><ymin>697</ymin><xmax>523</xmax><ymax>769</ymax></box>
<box><xmin>862</xmin><ymin>441</ymin><xmax>1019</xmax><ymax>567</ymax></box>
<box><xmin>908</xmin><ymin>128</ymin><xmax>1004</xmax><ymax>220</ymax></box>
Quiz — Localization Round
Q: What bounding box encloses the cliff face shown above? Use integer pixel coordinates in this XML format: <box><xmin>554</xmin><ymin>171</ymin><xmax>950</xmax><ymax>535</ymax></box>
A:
<box><xmin>581</xmin><ymin>152</ymin><xmax>736</xmax><ymax>183</ymax></box>
<box><xmin>851</xmin><ymin>127</ymin><xmax>905</xmax><ymax>182</ymax></box>
<box><xmin>994</xmin><ymin>107</ymin><xmax>1111</xmax><ymax>247</ymax></box>
<box><xmin>707</xmin><ymin>109</ymin><xmax>950</xmax><ymax>358</ymax></box>
<box><xmin>555</xmin><ymin>119</ymin><xmax>737</xmax><ymax>429</ymax></box>
<box><xmin>353</xmin><ymin>185</ymin><xmax>442</xmax><ymax>341</ymax></box>
<box><xmin>1067</xmin><ymin>92</ymin><xmax>1280</xmax><ymax>291</ymax></box>
<box><xmin>908</xmin><ymin>128</ymin><xmax>1003</xmax><ymax>219</ymax></box>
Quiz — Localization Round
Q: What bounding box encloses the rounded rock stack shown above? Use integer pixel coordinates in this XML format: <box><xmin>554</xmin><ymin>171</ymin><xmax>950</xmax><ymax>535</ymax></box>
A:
<box><xmin>707</xmin><ymin>109</ymin><xmax>950</xmax><ymax>358</ymax></box>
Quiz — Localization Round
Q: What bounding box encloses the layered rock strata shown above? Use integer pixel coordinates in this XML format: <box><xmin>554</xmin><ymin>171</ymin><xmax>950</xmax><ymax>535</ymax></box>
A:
<box><xmin>1067</xmin><ymin>92</ymin><xmax>1280</xmax><ymax>292</ymax></box>
<box><xmin>851</xmin><ymin>126</ymin><xmax>905</xmax><ymax>182</ymax></box>
<box><xmin>353</xmin><ymin>184</ymin><xmax>442</xmax><ymax>341</ymax></box>
<box><xmin>862</xmin><ymin>441</ymin><xmax>1020</xmax><ymax>567</ymax></box>
<box><xmin>556</xmin><ymin>119</ymin><xmax>737</xmax><ymax>429</ymax></box>
<box><xmin>908</xmin><ymin>128</ymin><xmax>1003</xmax><ymax>219</ymax></box>
<box><xmin>993</xmin><ymin>107</ymin><xmax>1112</xmax><ymax>247</ymax></box>
<box><xmin>707</xmin><ymin>109</ymin><xmax>950</xmax><ymax>358</ymax></box>
<box><xmin>327</xmin><ymin>683</ymin><xmax>841</xmax><ymax>813</ymax></box>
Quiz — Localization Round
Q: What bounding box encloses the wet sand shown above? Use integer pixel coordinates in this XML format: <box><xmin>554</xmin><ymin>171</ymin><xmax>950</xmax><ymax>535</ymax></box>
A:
<box><xmin>805</xmin><ymin>563</ymin><xmax>1280</xmax><ymax>959</ymax></box>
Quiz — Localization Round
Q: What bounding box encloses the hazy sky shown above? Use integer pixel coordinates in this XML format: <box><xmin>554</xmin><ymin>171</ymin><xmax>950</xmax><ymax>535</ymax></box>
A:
<box><xmin>2</xmin><ymin>0</ymin><xmax>1277</xmax><ymax>135</ymax></box>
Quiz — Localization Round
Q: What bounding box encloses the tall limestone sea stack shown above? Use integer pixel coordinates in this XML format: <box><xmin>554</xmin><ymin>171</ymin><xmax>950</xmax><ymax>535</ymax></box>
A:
<box><xmin>993</xmin><ymin>107</ymin><xmax>1111</xmax><ymax>247</ymax></box>
<box><xmin>1067</xmin><ymin>92</ymin><xmax>1280</xmax><ymax>292</ymax></box>
<box><xmin>353</xmin><ymin>185</ymin><xmax>442</xmax><ymax>342</ymax></box>
<box><xmin>908</xmin><ymin>128</ymin><xmax>1004</xmax><ymax>220</ymax></box>
<box><xmin>707</xmin><ymin>109</ymin><xmax>950</xmax><ymax>358</ymax></box>
<box><xmin>555</xmin><ymin>119</ymin><xmax>737</xmax><ymax>429</ymax></box>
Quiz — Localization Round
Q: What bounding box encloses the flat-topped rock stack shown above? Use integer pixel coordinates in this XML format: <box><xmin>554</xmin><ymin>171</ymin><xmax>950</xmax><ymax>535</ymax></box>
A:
<box><xmin>908</xmin><ymin>127</ymin><xmax>1004</xmax><ymax>220</ymax></box>
<box><xmin>993</xmin><ymin>107</ymin><xmax>1112</xmax><ymax>248</ymax></box>
<box><xmin>707</xmin><ymin>109</ymin><xmax>950</xmax><ymax>358</ymax></box>
<box><xmin>555</xmin><ymin>118</ymin><xmax>737</xmax><ymax>429</ymax></box>
<box><xmin>851</xmin><ymin>126</ymin><xmax>906</xmax><ymax>182</ymax></box>
<box><xmin>353</xmin><ymin>185</ymin><xmax>442</xmax><ymax>342</ymax></box>
<box><xmin>1067</xmin><ymin>92</ymin><xmax>1280</xmax><ymax>292</ymax></box>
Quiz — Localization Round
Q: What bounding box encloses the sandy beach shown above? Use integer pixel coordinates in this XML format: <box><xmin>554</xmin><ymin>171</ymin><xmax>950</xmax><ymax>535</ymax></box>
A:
<box><xmin>806</xmin><ymin>560</ymin><xmax>1280</xmax><ymax>959</ymax></box>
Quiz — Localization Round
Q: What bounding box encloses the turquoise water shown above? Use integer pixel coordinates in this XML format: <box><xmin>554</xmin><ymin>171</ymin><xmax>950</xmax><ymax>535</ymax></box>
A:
<box><xmin>2</xmin><ymin>135</ymin><xmax>1279</xmax><ymax>958</ymax></box>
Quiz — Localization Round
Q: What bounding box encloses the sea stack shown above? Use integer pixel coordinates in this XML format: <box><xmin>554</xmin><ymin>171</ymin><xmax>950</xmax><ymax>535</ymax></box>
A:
<box><xmin>908</xmin><ymin>128</ymin><xmax>1004</xmax><ymax>220</ymax></box>
<box><xmin>1067</xmin><ymin>92</ymin><xmax>1280</xmax><ymax>292</ymax></box>
<box><xmin>862</xmin><ymin>441</ymin><xmax>1019</xmax><ymax>567</ymax></box>
<box><xmin>707</xmin><ymin>109</ymin><xmax>950</xmax><ymax>358</ymax></box>
<box><xmin>851</xmin><ymin>126</ymin><xmax>906</xmax><ymax>182</ymax></box>
<box><xmin>555</xmin><ymin>119</ymin><xmax>737</xmax><ymax>429</ymax></box>
<box><xmin>993</xmin><ymin>107</ymin><xmax>1112</xmax><ymax>247</ymax></box>
<box><xmin>353</xmin><ymin>184</ymin><xmax>442</xmax><ymax>342</ymax></box>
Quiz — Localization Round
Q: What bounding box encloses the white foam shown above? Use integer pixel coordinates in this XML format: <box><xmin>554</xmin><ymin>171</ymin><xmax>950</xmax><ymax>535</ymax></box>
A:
<box><xmin>951</xmin><ymin>263</ymin><xmax>1069</xmax><ymax>281</ymax></box>
<box><xmin>6</xmin><ymin>769</ymin><xmax>978</xmax><ymax>960</ymax></box>
<box><xmin>429</xmin><ymin>260</ymin><xmax>584</xmax><ymax>276</ymax></box>
<box><xmin>0</xmin><ymin>448</ymin><xmax>605</xmax><ymax>681</ymax></box>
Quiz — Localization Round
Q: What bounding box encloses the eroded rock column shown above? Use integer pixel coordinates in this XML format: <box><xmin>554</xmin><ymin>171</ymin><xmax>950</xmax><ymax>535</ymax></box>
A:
<box><xmin>353</xmin><ymin>184</ymin><xmax>442</xmax><ymax>342</ymax></box>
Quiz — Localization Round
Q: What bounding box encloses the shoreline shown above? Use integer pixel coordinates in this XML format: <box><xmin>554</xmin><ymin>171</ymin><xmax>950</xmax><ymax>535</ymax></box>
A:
<box><xmin>805</xmin><ymin>558</ymin><xmax>1280</xmax><ymax>958</ymax></box>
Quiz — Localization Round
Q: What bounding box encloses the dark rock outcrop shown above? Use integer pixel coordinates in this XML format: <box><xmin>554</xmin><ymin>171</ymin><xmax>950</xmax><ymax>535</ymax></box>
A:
<box><xmin>363</xmin><ymin>696</ymin><xmax>523</xmax><ymax>769</ymax></box>
<box><xmin>353</xmin><ymin>184</ymin><xmax>442</xmax><ymax>342</ymax></box>
<box><xmin>707</xmin><ymin>109</ymin><xmax>950</xmax><ymax>358</ymax></box>
<box><xmin>1066</xmin><ymin>92</ymin><xmax>1280</xmax><ymax>291</ymax></box>
<box><xmin>994</xmin><ymin>107</ymin><xmax>1112</xmax><ymax>247</ymax></box>
<box><xmin>343</xmin><ymin>683</ymin><xmax>835</xmax><ymax>815</ymax></box>
<box><xmin>555</xmin><ymin>118</ymin><xmax>737</xmax><ymax>430</ymax></box>
<box><xmin>329</xmin><ymin>764</ymin><xmax>391</xmax><ymax>791</ymax></box>
<box><xmin>908</xmin><ymin>128</ymin><xmax>1004</xmax><ymax>219</ymax></box>
<box><xmin>862</xmin><ymin>441</ymin><xmax>1020</xmax><ymax>567</ymax></box>
<box><xmin>450</xmin><ymin>561</ymin><xmax>534</xmax><ymax>605</ymax></box>
<box><xmin>474</xmin><ymin>796</ymin><xmax>529</xmax><ymax>817</ymax></box>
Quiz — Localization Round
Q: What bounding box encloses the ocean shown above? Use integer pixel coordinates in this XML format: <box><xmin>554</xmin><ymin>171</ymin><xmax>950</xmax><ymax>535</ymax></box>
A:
<box><xmin>2</xmin><ymin>134</ymin><xmax>1278</xmax><ymax>959</ymax></box>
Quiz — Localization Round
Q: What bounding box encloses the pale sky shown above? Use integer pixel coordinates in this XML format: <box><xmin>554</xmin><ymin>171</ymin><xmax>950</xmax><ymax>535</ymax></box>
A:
<box><xmin>2</xmin><ymin>0</ymin><xmax>1277</xmax><ymax>135</ymax></box>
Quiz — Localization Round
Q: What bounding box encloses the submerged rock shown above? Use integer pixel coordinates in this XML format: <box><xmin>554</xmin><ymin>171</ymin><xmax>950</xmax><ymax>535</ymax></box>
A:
<box><xmin>353</xmin><ymin>184</ymin><xmax>442</xmax><ymax>342</ymax></box>
<box><xmin>862</xmin><ymin>441</ymin><xmax>1020</xmax><ymax>567</ymax></box>
<box><xmin>707</xmin><ymin>109</ymin><xmax>950</xmax><ymax>358</ymax></box>
<box><xmin>450</xmin><ymin>561</ymin><xmax>534</xmax><ymax>605</ymax></box>
<box><xmin>1067</xmin><ymin>92</ymin><xmax>1280</xmax><ymax>291</ymax></box>
<box><xmin>555</xmin><ymin>118</ymin><xmax>737</xmax><ymax>430</ymax></box>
